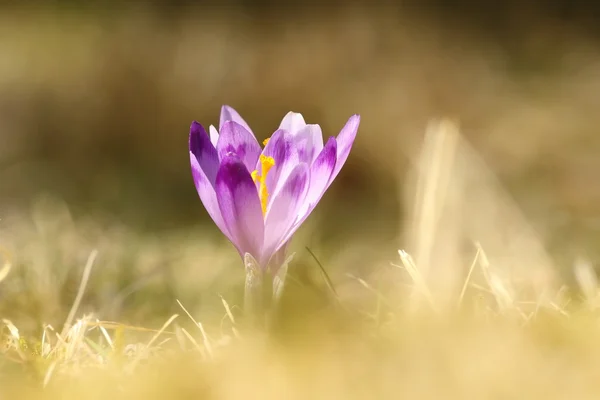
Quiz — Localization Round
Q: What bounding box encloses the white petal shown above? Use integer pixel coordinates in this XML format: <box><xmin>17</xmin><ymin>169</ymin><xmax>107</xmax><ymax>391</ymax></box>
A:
<box><xmin>209</xmin><ymin>125</ymin><xmax>219</xmax><ymax>148</ymax></box>
<box><xmin>278</xmin><ymin>111</ymin><xmax>306</xmax><ymax>135</ymax></box>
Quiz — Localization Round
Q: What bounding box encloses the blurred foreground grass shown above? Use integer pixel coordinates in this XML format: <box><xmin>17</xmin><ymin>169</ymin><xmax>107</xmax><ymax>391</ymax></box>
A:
<box><xmin>2</xmin><ymin>120</ymin><xmax>600</xmax><ymax>399</ymax></box>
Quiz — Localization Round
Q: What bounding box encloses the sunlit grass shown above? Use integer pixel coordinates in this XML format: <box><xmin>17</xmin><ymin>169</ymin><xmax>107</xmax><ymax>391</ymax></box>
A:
<box><xmin>2</xmin><ymin>245</ymin><xmax>599</xmax><ymax>399</ymax></box>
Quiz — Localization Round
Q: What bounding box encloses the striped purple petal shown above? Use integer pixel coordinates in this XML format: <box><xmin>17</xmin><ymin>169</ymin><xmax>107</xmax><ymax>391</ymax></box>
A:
<box><xmin>217</xmin><ymin>121</ymin><xmax>262</xmax><ymax>174</ymax></box>
<box><xmin>189</xmin><ymin>122</ymin><xmax>232</xmax><ymax>241</ymax></box>
<box><xmin>215</xmin><ymin>155</ymin><xmax>264</xmax><ymax>258</ymax></box>
<box><xmin>219</xmin><ymin>105</ymin><xmax>254</xmax><ymax>135</ymax></box>
<box><xmin>189</xmin><ymin>121</ymin><xmax>219</xmax><ymax>185</ymax></box>
<box><xmin>259</xmin><ymin>129</ymin><xmax>299</xmax><ymax>205</ymax></box>
<box><xmin>304</xmin><ymin>136</ymin><xmax>337</xmax><ymax>211</ymax></box>
<box><xmin>262</xmin><ymin>163</ymin><xmax>309</xmax><ymax>265</ymax></box>
<box><xmin>294</xmin><ymin>124</ymin><xmax>324</xmax><ymax>165</ymax></box>
<box><xmin>280</xmin><ymin>137</ymin><xmax>337</xmax><ymax>245</ymax></box>
<box><xmin>329</xmin><ymin>114</ymin><xmax>360</xmax><ymax>185</ymax></box>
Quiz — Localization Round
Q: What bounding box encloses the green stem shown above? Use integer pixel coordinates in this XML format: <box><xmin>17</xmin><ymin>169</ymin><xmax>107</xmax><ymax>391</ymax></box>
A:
<box><xmin>244</xmin><ymin>253</ymin><xmax>272</xmax><ymax>327</ymax></box>
<box><xmin>243</xmin><ymin>252</ymin><xmax>294</xmax><ymax>328</ymax></box>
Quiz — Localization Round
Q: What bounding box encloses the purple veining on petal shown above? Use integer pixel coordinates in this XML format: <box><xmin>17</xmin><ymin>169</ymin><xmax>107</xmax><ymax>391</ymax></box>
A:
<box><xmin>189</xmin><ymin>121</ymin><xmax>220</xmax><ymax>186</ymax></box>
<box><xmin>260</xmin><ymin>129</ymin><xmax>299</xmax><ymax>204</ymax></box>
<box><xmin>294</xmin><ymin>124</ymin><xmax>324</xmax><ymax>165</ymax></box>
<box><xmin>262</xmin><ymin>162</ymin><xmax>309</xmax><ymax>265</ymax></box>
<box><xmin>219</xmin><ymin>105</ymin><xmax>254</xmax><ymax>135</ymax></box>
<box><xmin>190</xmin><ymin>154</ymin><xmax>233</xmax><ymax>242</ymax></box>
<box><xmin>215</xmin><ymin>155</ymin><xmax>264</xmax><ymax>259</ymax></box>
<box><xmin>280</xmin><ymin>137</ymin><xmax>337</xmax><ymax>246</ymax></box>
<box><xmin>329</xmin><ymin>114</ymin><xmax>360</xmax><ymax>185</ymax></box>
<box><xmin>189</xmin><ymin>123</ymin><xmax>232</xmax><ymax>241</ymax></box>
<box><xmin>304</xmin><ymin>136</ymin><xmax>337</xmax><ymax>211</ymax></box>
<box><xmin>278</xmin><ymin>111</ymin><xmax>306</xmax><ymax>135</ymax></box>
<box><xmin>217</xmin><ymin>121</ymin><xmax>262</xmax><ymax>174</ymax></box>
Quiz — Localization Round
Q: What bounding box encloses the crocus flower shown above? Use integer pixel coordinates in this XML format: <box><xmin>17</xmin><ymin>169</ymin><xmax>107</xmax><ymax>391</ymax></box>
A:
<box><xmin>189</xmin><ymin>105</ymin><xmax>360</xmax><ymax>271</ymax></box>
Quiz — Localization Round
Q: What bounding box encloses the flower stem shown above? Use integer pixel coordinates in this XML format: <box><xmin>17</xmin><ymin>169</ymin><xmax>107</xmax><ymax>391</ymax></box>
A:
<box><xmin>243</xmin><ymin>253</ymin><xmax>273</xmax><ymax>328</ymax></box>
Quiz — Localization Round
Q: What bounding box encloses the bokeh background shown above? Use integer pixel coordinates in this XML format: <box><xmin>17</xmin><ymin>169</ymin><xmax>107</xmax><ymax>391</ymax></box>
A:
<box><xmin>1</xmin><ymin>1</ymin><xmax>599</xmax><ymax>329</ymax></box>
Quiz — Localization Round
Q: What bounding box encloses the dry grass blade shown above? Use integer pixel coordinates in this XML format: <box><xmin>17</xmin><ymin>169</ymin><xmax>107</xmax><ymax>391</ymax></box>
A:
<box><xmin>407</xmin><ymin>119</ymin><xmax>460</xmax><ymax>280</ymax></box>
<box><xmin>126</xmin><ymin>314</ymin><xmax>179</xmax><ymax>373</ymax></box>
<box><xmin>145</xmin><ymin>314</ymin><xmax>179</xmax><ymax>350</ymax></box>
<box><xmin>180</xmin><ymin>327</ymin><xmax>207</xmax><ymax>357</ymax></box>
<box><xmin>221</xmin><ymin>296</ymin><xmax>236</xmax><ymax>325</ymax></box>
<box><xmin>41</xmin><ymin>324</ymin><xmax>53</xmax><ymax>357</ymax></box>
<box><xmin>43</xmin><ymin>361</ymin><xmax>58</xmax><ymax>388</ymax></box>
<box><xmin>476</xmin><ymin>244</ymin><xmax>512</xmax><ymax>312</ymax></box>
<box><xmin>457</xmin><ymin>245</ymin><xmax>481</xmax><ymax>309</ymax></box>
<box><xmin>62</xmin><ymin>250</ymin><xmax>98</xmax><ymax>336</ymax></box>
<box><xmin>0</xmin><ymin>247</ymin><xmax>12</xmax><ymax>283</ymax></box>
<box><xmin>2</xmin><ymin>319</ymin><xmax>27</xmax><ymax>361</ymax></box>
<box><xmin>574</xmin><ymin>257</ymin><xmax>598</xmax><ymax>307</ymax></box>
<box><xmin>402</xmin><ymin>119</ymin><xmax>464</xmax><ymax>310</ymax></box>
<box><xmin>97</xmin><ymin>319</ymin><xmax>115</xmax><ymax>350</ymax></box>
<box><xmin>487</xmin><ymin>274</ymin><xmax>515</xmax><ymax>312</ymax></box>
<box><xmin>393</xmin><ymin>250</ymin><xmax>437</xmax><ymax>312</ymax></box>
<box><xmin>87</xmin><ymin>320</ymin><xmax>176</xmax><ymax>334</ymax></box>
<box><xmin>177</xmin><ymin>299</ymin><xmax>213</xmax><ymax>358</ymax></box>
<box><xmin>306</xmin><ymin>247</ymin><xmax>338</xmax><ymax>298</ymax></box>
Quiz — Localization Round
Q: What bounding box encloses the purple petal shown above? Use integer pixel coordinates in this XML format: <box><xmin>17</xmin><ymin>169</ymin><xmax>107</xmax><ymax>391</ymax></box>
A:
<box><xmin>219</xmin><ymin>105</ymin><xmax>253</xmax><ymax>135</ymax></box>
<box><xmin>190</xmin><ymin>154</ymin><xmax>233</xmax><ymax>243</ymax></box>
<box><xmin>262</xmin><ymin>163</ymin><xmax>309</xmax><ymax>265</ymax></box>
<box><xmin>189</xmin><ymin>123</ymin><xmax>231</xmax><ymax>241</ymax></box>
<box><xmin>280</xmin><ymin>138</ymin><xmax>337</xmax><ymax>245</ymax></box>
<box><xmin>209</xmin><ymin>125</ymin><xmax>219</xmax><ymax>147</ymax></box>
<box><xmin>189</xmin><ymin>121</ymin><xmax>219</xmax><ymax>185</ymax></box>
<box><xmin>217</xmin><ymin>121</ymin><xmax>262</xmax><ymax>174</ymax></box>
<box><xmin>304</xmin><ymin>136</ymin><xmax>337</xmax><ymax>213</ymax></box>
<box><xmin>329</xmin><ymin>114</ymin><xmax>360</xmax><ymax>184</ymax></box>
<box><xmin>278</xmin><ymin>111</ymin><xmax>306</xmax><ymax>135</ymax></box>
<box><xmin>216</xmin><ymin>156</ymin><xmax>264</xmax><ymax>259</ymax></box>
<box><xmin>260</xmin><ymin>129</ymin><xmax>299</xmax><ymax>204</ymax></box>
<box><xmin>294</xmin><ymin>124</ymin><xmax>324</xmax><ymax>165</ymax></box>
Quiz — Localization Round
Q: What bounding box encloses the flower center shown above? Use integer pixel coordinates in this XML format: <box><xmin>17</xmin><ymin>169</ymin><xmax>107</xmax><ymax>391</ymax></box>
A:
<box><xmin>251</xmin><ymin>154</ymin><xmax>275</xmax><ymax>216</ymax></box>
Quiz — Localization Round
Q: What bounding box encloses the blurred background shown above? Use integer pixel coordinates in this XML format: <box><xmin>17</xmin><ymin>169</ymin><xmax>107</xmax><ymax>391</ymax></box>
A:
<box><xmin>1</xmin><ymin>1</ymin><xmax>599</xmax><ymax>329</ymax></box>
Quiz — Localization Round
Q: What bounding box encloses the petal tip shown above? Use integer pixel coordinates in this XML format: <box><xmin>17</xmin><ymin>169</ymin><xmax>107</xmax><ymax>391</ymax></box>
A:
<box><xmin>189</xmin><ymin>121</ymin><xmax>207</xmax><ymax>152</ymax></box>
<box><xmin>190</xmin><ymin>120</ymin><xmax>204</xmax><ymax>133</ymax></box>
<box><xmin>325</xmin><ymin>135</ymin><xmax>338</xmax><ymax>147</ymax></box>
<box><xmin>221</xmin><ymin>104</ymin><xmax>235</xmax><ymax>114</ymax></box>
<box><xmin>279</xmin><ymin>111</ymin><xmax>307</xmax><ymax>134</ymax></box>
<box><xmin>348</xmin><ymin>114</ymin><xmax>361</xmax><ymax>126</ymax></box>
<box><xmin>219</xmin><ymin>105</ymin><xmax>254</xmax><ymax>135</ymax></box>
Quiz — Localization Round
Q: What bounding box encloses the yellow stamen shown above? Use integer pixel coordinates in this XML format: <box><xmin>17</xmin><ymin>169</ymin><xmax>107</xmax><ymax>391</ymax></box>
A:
<box><xmin>251</xmin><ymin>154</ymin><xmax>275</xmax><ymax>216</ymax></box>
<box><xmin>262</xmin><ymin>137</ymin><xmax>270</xmax><ymax>146</ymax></box>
